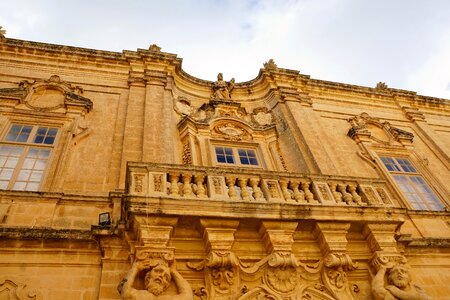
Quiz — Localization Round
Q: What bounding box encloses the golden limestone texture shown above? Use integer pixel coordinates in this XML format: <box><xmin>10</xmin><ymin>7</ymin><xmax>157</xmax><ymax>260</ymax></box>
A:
<box><xmin>0</xmin><ymin>33</ymin><xmax>449</xmax><ymax>299</ymax></box>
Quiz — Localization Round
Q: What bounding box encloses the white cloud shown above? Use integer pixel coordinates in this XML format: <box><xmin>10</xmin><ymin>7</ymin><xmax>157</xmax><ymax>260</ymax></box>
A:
<box><xmin>0</xmin><ymin>0</ymin><xmax>449</xmax><ymax>98</ymax></box>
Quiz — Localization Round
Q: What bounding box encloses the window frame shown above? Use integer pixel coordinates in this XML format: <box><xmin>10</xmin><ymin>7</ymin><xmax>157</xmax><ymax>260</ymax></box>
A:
<box><xmin>0</xmin><ymin>122</ymin><xmax>60</xmax><ymax>191</ymax></box>
<box><xmin>378</xmin><ymin>155</ymin><xmax>444</xmax><ymax>211</ymax></box>
<box><xmin>211</xmin><ymin>142</ymin><xmax>264</xmax><ymax>168</ymax></box>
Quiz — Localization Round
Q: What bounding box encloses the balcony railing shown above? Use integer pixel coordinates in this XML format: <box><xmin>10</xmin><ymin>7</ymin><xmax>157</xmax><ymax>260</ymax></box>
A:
<box><xmin>126</xmin><ymin>163</ymin><xmax>396</xmax><ymax>207</ymax></box>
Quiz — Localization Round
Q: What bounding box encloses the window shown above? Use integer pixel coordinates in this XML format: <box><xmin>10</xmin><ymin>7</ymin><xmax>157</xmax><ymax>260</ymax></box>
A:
<box><xmin>215</xmin><ymin>146</ymin><xmax>259</xmax><ymax>166</ymax></box>
<box><xmin>380</xmin><ymin>157</ymin><xmax>444</xmax><ymax>211</ymax></box>
<box><xmin>0</xmin><ymin>124</ymin><xmax>58</xmax><ymax>191</ymax></box>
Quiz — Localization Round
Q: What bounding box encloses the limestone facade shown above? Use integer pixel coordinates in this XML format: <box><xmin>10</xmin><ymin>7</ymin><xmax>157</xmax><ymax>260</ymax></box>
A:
<box><xmin>0</xmin><ymin>34</ymin><xmax>449</xmax><ymax>299</ymax></box>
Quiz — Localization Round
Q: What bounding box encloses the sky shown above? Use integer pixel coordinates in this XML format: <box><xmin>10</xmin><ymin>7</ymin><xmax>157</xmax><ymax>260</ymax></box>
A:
<box><xmin>1</xmin><ymin>0</ymin><xmax>450</xmax><ymax>99</ymax></box>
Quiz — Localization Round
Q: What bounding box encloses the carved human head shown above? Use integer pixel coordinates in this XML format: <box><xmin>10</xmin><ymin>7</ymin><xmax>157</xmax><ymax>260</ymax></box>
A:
<box><xmin>144</xmin><ymin>262</ymin><xmax>171</xmax><ymax>295</ymax></box>
<box><xmin>388</xmin><ymin>265</ymin><xmax>411</xmax><ymax>289</ymax></box>
<box><xmin>217</xmin><ymin>73</ymin><xmax>223</xmax><ymax>80</ymax></box>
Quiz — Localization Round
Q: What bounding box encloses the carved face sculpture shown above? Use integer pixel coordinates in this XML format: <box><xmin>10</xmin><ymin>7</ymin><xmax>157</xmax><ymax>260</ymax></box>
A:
<box><xmin>388</xmin><ymin>265</ymin><xmax>410</xmax><ymax>289</ymax></box>
<box><xmin>145</xmin><ymin>264</ymin><xmax>171</xmax><ymax>296</ymax></box>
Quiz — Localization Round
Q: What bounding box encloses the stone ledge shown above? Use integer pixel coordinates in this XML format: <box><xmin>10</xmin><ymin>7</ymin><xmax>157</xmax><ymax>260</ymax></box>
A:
<box><xmin>0</xmin><ymin>226</ymin><xmax>93</xmax><ymax>240</ymax></box>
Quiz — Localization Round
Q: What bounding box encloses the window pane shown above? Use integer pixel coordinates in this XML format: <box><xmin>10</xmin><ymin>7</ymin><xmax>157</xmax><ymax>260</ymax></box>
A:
<box><xmin>0</xmin><ymin>180</ymin><xmax>8</xmax><ymax>189</ymax></box>
<box><xmin>5</xmin><ymin>125</ymin><xmax>33</xmax><ymax>143</ymax></box>
<box><xmin>0</xmin><ymin>169</ymin><xmax>13</xmax><ymax>180</ymax></box>
<box><xmin>12</xmin><ymin>147</ymin><xmax>49</xmax><ymax>191</ymax></box>
<box><xmin>217</xmin><ymin>155</ymin><xmax>226</xmax><ymax>163</ymax></box>
<box><xmin>380</xmin><ymin>157</ymin><xmax>401</xmax><ymax>172</ymax></box>
<box><xmin>410</xmin><ymin>176</ymin><xmax>444</xmax><ymax>211</ymax></box>
<box><xmin>12</xmin><ymin>181</ymin><xmax>26</xmax><ymax>191</ymax></box>
<box><xmin>238</xmin><ymin>148</ymin><xmax>258</xmax><ymax>166</ymax></box>
<box><xmin>215</xmin><ymin>146</ymin><xmax>234</xmax><ymax>164</ymax></box>
<box><xmin>396</xmin><ymin>158</ymin><xmax>417</xmax><ymax>173</ymax></box>
<box><xmin>0</xmin><ymin>146</ymin><xmax>24</xmax><ymax>187</ymax></box>
<box><xmin>33</xmin><ymin>127</ymin><xmax>58</xmax><ymax>145</ymax></box>
<box><xmin>394</xmin><ymin>175</ymin><xmax>427</xmax><ymax>210</ymax></box>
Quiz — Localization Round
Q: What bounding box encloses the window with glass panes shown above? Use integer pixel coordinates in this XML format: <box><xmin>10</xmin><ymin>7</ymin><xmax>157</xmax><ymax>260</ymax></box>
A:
<box><xmin>0</xmin><ymin>124</ymin><xmax>58</xmax><ymax>191</ymax></box>
<box><xmin>380</xmin><ymin>157</ymin><xmax>444</xmax><ymax>211</ymax></box>
<box><xmin>214</xmin><ymin>146</ymin><xmax>259</xmax><ymax>166</ymax></box>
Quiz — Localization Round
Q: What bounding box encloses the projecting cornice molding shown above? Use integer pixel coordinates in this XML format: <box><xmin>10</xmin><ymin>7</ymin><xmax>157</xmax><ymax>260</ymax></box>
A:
<box><xmin>1</xmin><ymin>37</ymin><xmax>448</xmax><ymax>108</ymax></box>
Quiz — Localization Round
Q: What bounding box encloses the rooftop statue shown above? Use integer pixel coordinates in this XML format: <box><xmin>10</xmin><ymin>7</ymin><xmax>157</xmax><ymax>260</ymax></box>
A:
<box><xmin>212</xmin><ymin>73</ymin><xmax>235</xmax><ymax>100</ymax></box>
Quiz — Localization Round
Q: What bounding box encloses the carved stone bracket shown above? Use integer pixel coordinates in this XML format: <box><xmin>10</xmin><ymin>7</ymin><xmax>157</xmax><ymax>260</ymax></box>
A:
<box><xmin>130</xmin><ymin>215</ymin><xmax>178</xmax><ymax>248</ymax></box>
<box><xmin>363</xmin><ymin>223</ymin><xmax>400</xmax><ymax>253</ymax></box>
<box><xmin>321</xmin><ymin>252</ymin><xmax>358</xmax><ymax>300</ymax></box>
<box><xmin>188</xmin><ymin>219</ymin><xmax>240</xmax><ymax>299</ymax></box>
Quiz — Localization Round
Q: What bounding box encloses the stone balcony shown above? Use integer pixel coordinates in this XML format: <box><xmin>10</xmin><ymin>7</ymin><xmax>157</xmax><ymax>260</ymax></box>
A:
<box><xmin>125</xmin><ymin>163</ymin><xmax>400</xmax><ymax>220</ymax></box>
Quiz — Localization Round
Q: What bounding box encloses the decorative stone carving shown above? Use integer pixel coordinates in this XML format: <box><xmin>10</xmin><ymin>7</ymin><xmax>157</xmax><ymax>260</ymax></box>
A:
<box><xmin>182</xmin><ymin>141</ymin><xmax>193</xmax><ymax>165</ymax></box>
<box><xmin>375</xmin><ymin>82</ymin><xmax>388</xmax><ymax>90</ymax></box>
<box><xmin>174</xmin><ymin>97</ymin><xmax>195</xmax><ymax>116</ymax></box>
<box><xmin>188</xmin><ymin>251</ymin><xmax>240</xmax><ymax>294</ymax></box>
<box><xmin>189</xmin><ymin>219</ymin><xmax>240</xmax><ymax>299</ymax></box>
<box><xmin>149</xmin><ymin>44</ymin><xmax>162</xmax><ymax>52</ymax></box>
<box><xmin>0</xmin><ymin>75</ymin><xmax>93</xmax><ymax>114</ymax></box>
<box><xmin>215</xmin><ymin>123</ymin><xmax>246</xmax><ymax>139</ymax></box>
<box><xmin>376</xmin><ymin>187</ymin><xmax>392</xmax><ymax>205</ymax></box>
<box><xmin>263</xmin><ymin>59</ymin><xmax>278</xmax><ymax>70</ymax></box>
<box><xmin>118</xmin><ymin>258</ymin><xmax>193</xmax><ymax>299</ymax></box>
<box><xmin>322</xmin><ymin>253</ymin><xmax>357</xmax><ymax>290</ymax></box>
<box><xmin>0</xmin><ymin>278</ymin><xmax>43</xmax><ymax>300</ymax></box>
<box><xmin>347</xmin><ymin>112</ymin><xmax>414</xmax><ymax>146</ymax></box>
<box><xmin>251</xmin><ymin>107</ymin><xmax>274</xmax><ymax>127</ymax></box>
<box><xmin>371</xmin><ymin>263</ymin><xmax>430</xmax><ymax>300</ymax></box>
<box><xmin>133</xmin><ymin>173</ymin><xmax>146</xmax><ymax>194</ymax></box>
<box><xmin>211</xmin><ymin>73</ymin><xmax>235</xmax><ymax>100</ymax></box>
<box><xmin>0</xmin><ymin>26</ymin><xmax>5</xmax><ymax>41</ymax></box>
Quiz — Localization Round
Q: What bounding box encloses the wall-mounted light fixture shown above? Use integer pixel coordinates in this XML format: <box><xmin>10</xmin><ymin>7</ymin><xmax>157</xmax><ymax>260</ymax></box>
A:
<box><xmin>98</xmin><ymin>212</ymin><xmax>111</xmax><ymax>226</ymax></box>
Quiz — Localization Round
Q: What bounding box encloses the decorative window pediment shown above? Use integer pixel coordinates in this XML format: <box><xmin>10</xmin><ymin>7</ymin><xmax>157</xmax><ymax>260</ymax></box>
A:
<box><xmin>175</xmin><ymin>98</ymin><xmax>283</xmax><ymax>169</ymax></box>
<box><xmin>347</xmin><ymin>112</ymin><xmax>414</xmax><ymax>147</ymax></box>
<box><xmin>0</xmin><ymin>75</ymin><xmax>93</xmax><ymax>115</ymax></box>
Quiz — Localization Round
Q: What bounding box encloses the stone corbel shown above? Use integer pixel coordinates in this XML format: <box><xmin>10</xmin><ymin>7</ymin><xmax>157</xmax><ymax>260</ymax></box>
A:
<box><xmin>130</xmin><ymin>215</ymin><xmax>178</xmax><ymax>248</ymax></box>
<box><xmin>314</xmin><ymin>222</ymin><xmax>357</xmax><ymax>300</ymax></box>
<box><xmin>363</xmin><ymin>222</ymin><xmax>405</xmax><ymax>275</ymax></box>
<box><xmin>188</xmin><ymin>219</ymin><xmax>240</xmax><ymax>299</ymax></box>
<box><xmin>363</xmin><ymin>223</ymin><xmax>400</xmax><ymax>253</ymax></box>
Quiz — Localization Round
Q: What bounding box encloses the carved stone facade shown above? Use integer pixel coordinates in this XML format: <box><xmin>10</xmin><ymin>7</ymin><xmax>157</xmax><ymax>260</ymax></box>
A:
<box><xmin>0</xmin><ymin>34</ymin><xmax>448</xmax><ymax>299</ymax></box>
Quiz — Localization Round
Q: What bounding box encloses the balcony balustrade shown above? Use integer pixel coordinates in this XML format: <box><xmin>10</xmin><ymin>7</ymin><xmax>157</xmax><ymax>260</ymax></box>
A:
<box><xmin>126</xmin><ymin>162</ymin><xmax>395</xmax><ymax>208</ymax></box>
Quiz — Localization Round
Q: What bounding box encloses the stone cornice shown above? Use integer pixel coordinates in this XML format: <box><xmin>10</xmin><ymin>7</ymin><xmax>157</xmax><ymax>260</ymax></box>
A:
<box><xmin>2</xmin><ymin>38</ymin><xmax>448</xmax><ymax>108</ymax></box>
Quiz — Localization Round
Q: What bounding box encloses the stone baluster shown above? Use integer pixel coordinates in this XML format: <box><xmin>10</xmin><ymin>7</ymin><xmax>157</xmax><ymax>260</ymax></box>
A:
<box><xmin>289</xmin><ymin>180</ymin><xmax>305</xmax><ymax>203</ymax></box>
<box><xmin>182</xmin><ymin>174</ymin><xmax>193</xmax><ymax>196</ymax></box>
<box><xmin>195</xmin><ymin>175</ymin><xmax>206</xmax><ymax>197</ymax></box>
<box><xmin>301</xmin><ymin>182</ymin><xmax>315</xmax><ymax>203</ymax></box>
<box><xmin>279</xmin><ymin>180</ymin><xmax>292</xmax><ymax>202</ymax></box>
<box><xmin>168</xmin><ymin>173</ymin><xmax>180</xmax><ymax>196</ymax></box>
<box><xmin>249</xmin><ymin>178</ymin><xmax>263</xmax><ymax>201</ymax></box>
<box><xmin>226</xmin><ymin>177</ymin><xmax>238</xmax><ymax>200</ymax></box>
<box><xmin>348</xmin><ymin>184</ymin><xmax>362</xmax><ymax>205</ymax></box>
<box><xmin>329</xmin><ymin>183</ymin><xmax>343</xmax><ymax>204</ymax></box>
<box><xmin>337</xmin><ymin>184</ymin><xmax>353</xmax><ymax>204</ymax></box>
<box><xmin>238</xmin><ymin>177</ymin><xmax>250</xmax><ymax>201</ymax></box>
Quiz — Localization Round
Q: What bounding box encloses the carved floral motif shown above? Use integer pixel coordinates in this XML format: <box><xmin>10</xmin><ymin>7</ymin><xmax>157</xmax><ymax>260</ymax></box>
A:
<box><xmin>134</xmin><ymin>174</ymin><xmax>144</xmax><ymax>193</ymax></box>
<box><xmin>0</xmin><ymin>278</ymin><xmax>43</xmax><ymax>300</ymax></box>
